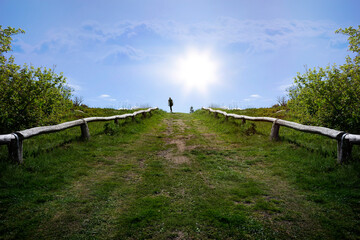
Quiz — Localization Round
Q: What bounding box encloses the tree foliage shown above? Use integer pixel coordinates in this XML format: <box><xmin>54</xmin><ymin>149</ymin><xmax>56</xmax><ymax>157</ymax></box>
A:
<box><xmin>0</xmin><ymin>26</ymin><xmax>72</xmax><ymax>134</ymax></box>
<box><xmin>288</xmin><ymin>26</ymin><xmax>360</xmax><ymax>133</ymax></box>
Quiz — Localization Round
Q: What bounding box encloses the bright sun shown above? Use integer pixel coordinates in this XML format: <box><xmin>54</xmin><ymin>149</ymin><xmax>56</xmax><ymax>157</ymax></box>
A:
<box><xmin>172</xmin><ymin>48</ymin><xmax>219</xmax><ymax>95</ymax></box>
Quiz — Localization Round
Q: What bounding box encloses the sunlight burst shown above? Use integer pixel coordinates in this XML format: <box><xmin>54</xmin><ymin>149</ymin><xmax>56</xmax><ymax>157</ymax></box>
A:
<box><xmin>172</xmin><ymin>48</ymin><xmax>219</xmax><ymax>95</ymax></box>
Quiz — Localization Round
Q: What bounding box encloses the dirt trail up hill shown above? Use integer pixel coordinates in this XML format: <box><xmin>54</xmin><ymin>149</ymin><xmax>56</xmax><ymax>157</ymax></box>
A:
<box><xmin>2</xmin><ymin>112</ymin><xmax>358</xmax><ymax>240</ymax></box>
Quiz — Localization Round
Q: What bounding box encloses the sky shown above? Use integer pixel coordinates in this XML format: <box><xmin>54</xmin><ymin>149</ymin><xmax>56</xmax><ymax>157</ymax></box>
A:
<box><xmin>1</xmin><ymin>0</ymin><xmax>359</xmax><ymax>112</ymax></box>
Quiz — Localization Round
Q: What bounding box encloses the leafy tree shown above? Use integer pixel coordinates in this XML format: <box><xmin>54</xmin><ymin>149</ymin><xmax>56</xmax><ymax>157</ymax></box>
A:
<box><xmin>0</xmin><ymin>26</ymin><xmax>72</xmax><ymax>134</ymax></box>
<box><xmin>72</xmin><ymin>96</ymin><xmax>84</xmax><ymax>107</ymax></box>
<box><xmin>288</xmin><ymin>26</ymin><xmax>360</xmax><ymax>133</ymax></box>
<box><xmin>276</xmin><ymin>96</ymin><xmax>288</xmax><ymax>107</ymax></box>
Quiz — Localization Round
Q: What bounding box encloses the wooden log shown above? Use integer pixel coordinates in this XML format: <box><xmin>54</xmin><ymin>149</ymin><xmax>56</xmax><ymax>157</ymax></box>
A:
<box><xmin>17</xmin><ymin>119</ymin><xmax>84</xmax><ymax>139</ymax></box>
<box><xmin>7</xmin><ymin>134</ymin><xmax>23</xmax><ymax>164</ymax></box>
<box><xmin>0</xmin><ymin>134</ymin><xmax>16</xmax><ymax>144</ymax></box>
<box><xmin>80</xmin><ymin>120</ymin><xmax>90</xmax><ymax>140</ymax></box>
<box><xmin>242</xmin><ymin>118</ymin><xmax>246</xmax><ymax>124</ymax></box>
<box><xmin>85</xmin><ymin>115</ymin><xmax>125</xmax><ymax>122</ymax></box>
<box><xmin>114</xmin><ymin>118</ymin><xmax>119</xmax><ymax>124</ymax></box>
<box><xmin>216</xmin><ymin>110</ymin><xmax>228</xmax><ymax>116</ymax></box>
<box><xmin>345</xmin><ymin>134</ymin><xmax>360</xmax><ymax>144</ymax></box>
<box><xmin>276</xmin><ymin>119</ymin><xmax>343</xmax><ymax>139</ymax></box>
<box><xmin>270</xmin><ymin>120</ymin><xmax>280</xmax><ymax>141</ymax></box>
<box><xmin>142</xmin><ymin>112</ymin><xmax>147</xmax><ymax>118</ymax></box>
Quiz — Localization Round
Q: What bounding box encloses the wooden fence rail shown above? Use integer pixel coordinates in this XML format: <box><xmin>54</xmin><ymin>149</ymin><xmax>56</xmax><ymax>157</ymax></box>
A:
<box><xmin>203</xmin><ymin>107</ymin><xmax>360</xmax><ymax>164</ymax></box>
<box><xmin>0</xmin><ymin>107</ymin><xmax>158</xmax><ymax>163</ymax></box>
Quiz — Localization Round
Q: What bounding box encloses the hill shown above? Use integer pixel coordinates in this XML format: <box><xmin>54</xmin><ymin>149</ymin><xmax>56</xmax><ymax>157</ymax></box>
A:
<box><xmin>0</xmin><ymin>109</ymin><xmax>359</xmax><ymax>239</ymax></box>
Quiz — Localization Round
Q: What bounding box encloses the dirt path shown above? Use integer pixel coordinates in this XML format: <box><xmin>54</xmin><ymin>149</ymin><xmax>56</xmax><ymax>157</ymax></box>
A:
<box><xmin>153</xmin><ymin>113</ymin><xmax>327</xmax><ymax>239</ymax></box>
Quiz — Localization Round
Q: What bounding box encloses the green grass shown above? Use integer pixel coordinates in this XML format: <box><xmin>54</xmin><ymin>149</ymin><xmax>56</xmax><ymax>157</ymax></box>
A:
<box><xmin>0</xmin><ymin>108</ymin><xmax>359</xmax><ymax>239</ymax></box>
<box><xmin>216</xmin><ymin>106</ymin><xmax>360</xmax><ymax>159</ymax></box>
<box><xmin>196</xmin><ymin>109</ymin><xmax>360</xmax><ymax>239</ymax></box>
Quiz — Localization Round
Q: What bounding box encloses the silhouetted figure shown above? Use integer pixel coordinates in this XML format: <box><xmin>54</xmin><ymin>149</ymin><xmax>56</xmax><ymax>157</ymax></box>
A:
<box><xmin>168</xmin><ymin>97</ymin><xmax>173</xmax><ymax>113</ymax></box>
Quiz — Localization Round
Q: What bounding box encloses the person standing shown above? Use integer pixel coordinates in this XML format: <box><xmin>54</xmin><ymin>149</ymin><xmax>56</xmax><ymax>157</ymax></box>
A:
<box><xmin>168</xmin><ymin>97</ymin><xmax>173</xmax><ymax>113</ymax></box>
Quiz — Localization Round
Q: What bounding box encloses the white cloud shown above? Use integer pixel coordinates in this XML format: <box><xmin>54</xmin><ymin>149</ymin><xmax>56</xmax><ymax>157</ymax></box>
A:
<box><xmin>99</xmin><ymin>45</ymin><xmax>145</xmax><ymax>64</ymax></box>
<box><xmin>243</xmin><ymin>94</ymin><xmax>261</xmax><ymax>102</ymax></box>
<box><xmin>68</xmin><ymin>83</ymin><xmax>82</xmax><ymax>92</ymax></box>
<box><xmin>21</xmin><ymin>18</ymin><xmax>339</xmax><ymax>56</ymax></box>
<box><xmin>147</xmin><ymin>18</ymin><xmax>337</xmax><ymax>52</ymax></box>
<box><xmin>98</xmin><ymin>94</ymin><xmax>117</xmax><ymax>102</ymax></box>
<box><xmin>278</xmin><ymin>83</ymin><xmax>293</xmax><ymax>92</ymax></box>
<box><xmin>277</xmin><ymin>77</ymin><xmax>296</xmax><ymax>93</ymax></box>
<box><xmin>98</xmin><ymin>94</ymin><xmax>116</xmax><ymax>102</ymax></box>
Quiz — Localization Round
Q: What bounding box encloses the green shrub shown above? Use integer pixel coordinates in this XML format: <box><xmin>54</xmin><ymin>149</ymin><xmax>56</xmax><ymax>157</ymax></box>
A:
<box><xmin>0</xmin><ymin>26</ymin><xmax>72</xmax><ymax>133</ymax></box>
<box><xmin>288</xmin><ymin>26</ymin><xmax>360</xmax><ymax>133</ymax></box>
<box><xmin>104</xmin><ymin>122</ymin><xmax>120</xmax><ymax>135</ymax></box>
<box><xmin>244</xmin><ymin>123</ymin><xmax>257</xmax><ymax>136</ymax></box>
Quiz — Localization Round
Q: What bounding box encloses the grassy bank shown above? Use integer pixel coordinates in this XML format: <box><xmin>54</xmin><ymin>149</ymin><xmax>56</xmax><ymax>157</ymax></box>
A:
<box><xmin>215</xmin><ymin>106</ymin><xmax>360</xmax><ymax>160</ymax></box>
<box><xmin>196</xmin><ymin>109</ymin><xmax>360</xmax><ymax>239</ymax></box>
<box><xmin>0</xmin><ymin>109</ymin><xmax>165</xmax><ymax>239</ymax></box>
<box><xmin>1</xmin><ymin>109</ymin><xmax>359</xmax><ymax>239</ymax></box>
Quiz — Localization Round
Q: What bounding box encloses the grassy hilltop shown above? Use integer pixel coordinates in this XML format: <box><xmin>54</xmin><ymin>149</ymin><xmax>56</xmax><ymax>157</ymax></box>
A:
<box><xmin>1</xmin><ymin>107</ymin><xmax>359</xmax><ymax>239</ymax></box>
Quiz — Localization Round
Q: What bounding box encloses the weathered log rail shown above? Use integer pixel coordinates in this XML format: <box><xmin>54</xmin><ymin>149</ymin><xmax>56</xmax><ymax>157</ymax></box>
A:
<box><xmin>203</xmin><ymin>107</ymin><xmax>360</xmax><ymax>163</ymax></box>
<box><xmin>0</xmin><ymin>107</ymin><xmax>158</xmax><ymax>163</ymax></box>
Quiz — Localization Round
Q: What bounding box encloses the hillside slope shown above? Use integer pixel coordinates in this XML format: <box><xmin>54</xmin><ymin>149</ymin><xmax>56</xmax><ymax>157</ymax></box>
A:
<box><xmin>1</xmin><ymin>110</ymin><xmax>359</xmax><ymax>239</ymax></box>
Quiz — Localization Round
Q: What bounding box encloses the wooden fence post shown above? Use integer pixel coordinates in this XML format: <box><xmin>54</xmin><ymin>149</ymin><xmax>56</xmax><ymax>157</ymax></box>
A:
<box><xmin>270</xmin><ymin>120</ymin><xmax>280</xmax><ymax>141</ymax></box>
<box><xmin>80</xmin><ymin>120</ymin><xmax>90</xmax><ymax>140</ymax></box>
<box><xmin>214</xmin><ymin>112</ymin><xmax>218</xmax><ymax>118</ymax></box>
<box><xmin>242</xmin><ymin>118</ymin><xmax>246</xmax><ymax>124</ymax></box>
<box><xmin>7</xmin><ymin>133</ymin><xmax>23</xmax><ymax>164</ymax></box>
<box><xmin>114</xmin><ymin>118</ymin><xmax>119</xmax><ymax>124</ymax></box>
<box><xmin>142</xmin><ymin>112</ymin><xmax>147</xmax><ymax>119</ymax></box>
<box><xmin>132</xmin><ymin>115</ymin><xmax>135</xmax><ymax>122</ymax></box>
<box><xmin>337</xmin><ymin>134</ymin><xmax>352</xmax><ymax>164</ymax></box>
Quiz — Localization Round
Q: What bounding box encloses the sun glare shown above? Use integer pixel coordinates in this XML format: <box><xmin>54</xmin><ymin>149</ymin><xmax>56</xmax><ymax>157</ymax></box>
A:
<box><xmin>172</xmin><ymin>48</ymin><xmax>219</xmax><ymax>95</ymax></box>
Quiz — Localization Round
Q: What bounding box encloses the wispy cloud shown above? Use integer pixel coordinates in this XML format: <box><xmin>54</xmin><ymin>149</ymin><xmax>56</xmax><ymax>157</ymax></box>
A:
<box><xmin>99</xmin><ymin>94</ymin><xmax>116</xmax><ymax>102</ymax></box>
<box><xmin>16</xmin><ymin>18</ymin><xmax>343</xmax><ymax>58</ymax></box>
<box><xmin>67</xmin><ymin>83</ymin><xmax>82</xmax><ymax>92</ymax></box>
<box><xmin>65</xmin><ymin>77</ymin><xmax>83</xmax><ymax>94</ymax></box>
<box><xmin>99</xmin><ymin>45</ymin><xmax>145</xmax><ymax>64</ymax></box>
<box><xmin>278</xmin><ymin>84</ymin><xmax>293</xmax><ymax>93</ymax></box>
<box><xmin>244</xmin><ymin>94</ymin><xmax>262</xmax><ymax>102</ymax></box>
<box><xmin>277</xmin><ymin>77</ymin><xmax>296</xmax><ymax>93</ymax></box>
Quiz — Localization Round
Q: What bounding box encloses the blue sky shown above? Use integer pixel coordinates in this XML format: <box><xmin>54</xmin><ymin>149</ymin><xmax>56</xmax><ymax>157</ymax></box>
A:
<box><xmin>1</xmin><ymin>0</ymin><xmax>359</xmax><ymax>112</ymax></box>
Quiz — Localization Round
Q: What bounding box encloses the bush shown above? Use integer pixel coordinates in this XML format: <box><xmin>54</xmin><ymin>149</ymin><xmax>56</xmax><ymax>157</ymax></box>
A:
<box><xmin>0</xmin><ymin>26</ymin><xmax>72</xmax><ymax>133</ymax></box>
<box><xmin>288</xmin><ymin>26</ymin><xmax>360</xmax><ymax>133</ymax></box>
<box><xmin>104</xmin><ymin>122</ymin><xmax>120</xmax><ymax>136</ymax></box>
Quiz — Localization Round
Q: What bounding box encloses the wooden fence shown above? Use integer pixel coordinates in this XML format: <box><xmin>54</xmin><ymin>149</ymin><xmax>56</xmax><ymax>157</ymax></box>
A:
<box><xmin>203</xmin><ymin>107</ymin><xmax>360</xmax><ymax>163</ymax></box>
<box><xmin>0</xmin><ymin>107</ymin><xmax>158</xmax><ymax>164</ymax></box>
